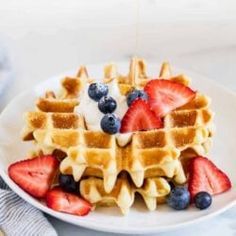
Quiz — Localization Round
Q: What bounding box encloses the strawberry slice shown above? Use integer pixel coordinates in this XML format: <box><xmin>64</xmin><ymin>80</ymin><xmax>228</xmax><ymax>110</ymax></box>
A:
<box><xmin>188</xmin><ymin>156</ymin><xmax>232</xmax><ymax>199</ymax></box>
<box><xmin>144</xmin><ymin>79</ymin><xmax>196</xmax><ymax>117</ymax></box>
<box><xmin>120</xmin><ymin>99</ymin><xmax>162</xmax><ymax>133</ymax></box>
<box><xmin>8</xmin><ymin>155</ymin><xmax>59</xmax><ymax>198</ymax></box>
<box><xmin>46</xmin><ymin>187</ymin><xmax>92</xmax><ymax>216</ymax></box>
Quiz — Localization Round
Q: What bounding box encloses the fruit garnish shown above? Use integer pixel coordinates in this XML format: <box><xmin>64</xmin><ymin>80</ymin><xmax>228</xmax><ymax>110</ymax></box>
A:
<box><xmin>167</xmin><ymin>186</ymin><xmax>190</xmax><ymax>210</ymax></box>
<box><xmin>100</xmin><ymin>113</ymin><xmax>121</xmax><ymax>134</ymax></box>
<box><xmin>126</xmin><ymin>89</ymin><xmax>148</xmax><ymax>106</ymax></box>
<box><xmin>59</xmin><ymin>174</ymin><xmax>78</xmax><ymax>193</ymax></box>
<box><xmin>194</xmin><ymin>191</ymin><xmax>212</xmax><ymax>210</ymax></box>
<box><xmin>46</xmin><ymin>187</ymin><xmax>92</xmax><ymax>216</ymax></box>
<box><xmin>120</xmin><ymin>99</ymin><xmax>162</xmax><ymax>133</ymax></box>
<box><xmin>88</xmin><ymin>82</ymin><xmax>108</xmax><ymax>101</ymax></box>
<box><xmin>144</xmin><ymin>79</ymin><xmax>196</xmax><ymax>117</ymax></box>
<box><xmin>98</xmin><ymin>96</ymin><xmax>117</xmax><ymax>114</ymax></box>
<box><xmin>188</xmin><ymin>156</ymin><xmax>232</xmax><ymax>199</ymax></box>
<box><xmin>8</xmin><ymin>155</ymin><xmax>59</xmax><ymax>198</ymax></box>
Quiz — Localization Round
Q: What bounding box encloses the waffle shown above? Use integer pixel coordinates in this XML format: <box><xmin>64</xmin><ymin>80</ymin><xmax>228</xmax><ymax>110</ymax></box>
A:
<box><xmin>80</xmin><ymin>175</ymin><xmax>171</xmax><ymax>215</ymax></box>
<box><xmin>32</xmin><ymin>120</ymin><xmax>210</xmax><ymax>192</ymax></box>
<box><xmin>22</xmin><ymin>58</ymin><xmax>214</xmax><ymax>196</ymax></box>
<box><xmin>22</xmin><ymin>112</ymin><xmax>85</xmax><ymax>141</ymax></box>
<box><xmin>60</xmin><ymin>58</ymin><xmax>191</xmax><ymax>98</ymax></box>
<box><xmin>23</xmin><ymin>100</ymin><xmax>212</xmax><ymax>191</ymax></box>
<box><xmin>23</xmin><ymin>104</ymin><xmax>212</xmax><ymax>192</ymax></box>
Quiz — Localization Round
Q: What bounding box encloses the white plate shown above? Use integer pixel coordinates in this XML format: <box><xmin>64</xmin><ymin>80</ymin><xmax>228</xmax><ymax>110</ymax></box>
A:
<box><xmin>0</xmin><ymin>61</ymin><xmax>235</xmax><ymax>234</ymax></box>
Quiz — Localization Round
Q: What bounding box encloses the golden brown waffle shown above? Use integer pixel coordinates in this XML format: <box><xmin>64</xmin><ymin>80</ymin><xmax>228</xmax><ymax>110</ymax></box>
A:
<box><xmin>80</xmin><ymin>175</ymin><xmax>171</xmax><ymax>215</ymax></box>
<box><xmin>22</xmin><ymin>112</ymin><xmax>85</xmax><ymax>141</ymax></box>
<box><xmin>60</xmin><ymin>58</ymin><xmax>191</xmax><ymax>98</ymax></box>
<box><xmin>59</xmin><ymin>130</ymin><xmax>187</xmax><ymax>192</ymax></box>
<box><xmin>22</xmin><ymin>58</ymin><xmax>214</xmax><ymax>196</ymax></box>
<box><xmin>24</xmin><ymin>94</ymin><xmax>212</xmax><ymax>141</ymax></box>
<box><xmin>36</xmin><ymin>98</ymin><xmax>78</xmax><ymax>113</ymax></box>
<box><xmin>26</xmin><ymin>91</ymin><xmax>212</xmax><ymax>191</ymax></box>
<box><xmin>24</xmin><ymin>98</ymin><xmax>212</xmax><ymax>192</ymax></box>
<box><xmin>32</xmin><ymin>121</ymin><xmax>210</xmax><ymax>192</ymax></box>
<box><xmin>60</xmin><ymin>66</ymin><xmax>92</xmax><ymax>99</ymax></box>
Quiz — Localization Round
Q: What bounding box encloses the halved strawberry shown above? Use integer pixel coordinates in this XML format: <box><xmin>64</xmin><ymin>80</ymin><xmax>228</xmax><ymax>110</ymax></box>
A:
<box><xmin>8</xmin><ymin>155</ymin><xmax>59</xmax><ymax>198</ymax></box>
<box><xmin>188</xmin><ymin>156</ymin><xmax>232</xmax><ymax>199</ymax></box>
<box><xmin>144</xmin><ymin>79</ymin><xmax>196</xmax><ymax>117</ymax></box>
<box><xmin>46</xmin><ymin>187</ymin><xmax>92</xmax><ymax>216</ymax></box>
<box><xmin>120</xmin><ymin>99</ymin><xmax>162</xmax><ymax>133</ymax></box>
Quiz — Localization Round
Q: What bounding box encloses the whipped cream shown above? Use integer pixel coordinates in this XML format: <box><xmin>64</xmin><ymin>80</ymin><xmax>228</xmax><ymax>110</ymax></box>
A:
<box><xmin>107</xmin><ymin>79</ymin><xmax>128</xmax><ymax>119</ymax></box>
<box><xmin>115</xmin><ymin>132</ymin><xmax>132</xmax><ymax>147</ymax></box>
<box><xmin>75</xmin><ymin>79</ymin><xmax>131</xmax><ymax>146</ymax></box>
<box><xmin>76</xmin><ymin>86</ymin><xmax>103</xmax><ymax>131</ymax></box>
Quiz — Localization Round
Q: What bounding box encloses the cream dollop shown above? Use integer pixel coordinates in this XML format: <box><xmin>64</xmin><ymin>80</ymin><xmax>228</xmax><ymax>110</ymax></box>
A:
<box><xmin>115</xmin><ymin>132</ymin><xmax>132</xmax><ymax>146</ymax></box>
<box><xmin>75</xmin><ymin>80</ymin><xmax>130</xmax><ymax>146</ymax></box>
<box><xmin>75</xmin><ymin>85</ymin><xmax>103</xmax><ymax>131</ymax></box>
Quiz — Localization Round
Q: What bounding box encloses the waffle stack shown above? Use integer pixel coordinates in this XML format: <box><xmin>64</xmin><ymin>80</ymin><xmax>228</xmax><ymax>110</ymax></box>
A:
<box><xmin>22</xmin><ymin>58</ymin><xmax>214</xmax><ymax>214</ymax></box>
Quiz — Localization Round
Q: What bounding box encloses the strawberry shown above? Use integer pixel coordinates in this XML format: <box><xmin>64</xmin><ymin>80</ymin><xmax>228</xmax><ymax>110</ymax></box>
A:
<box><xmin>144</xmin><ymin>79</ymin><xmax>196</xmax><ymax>117</ymax></box>
<box><xmin>120</xmin><ymin>99</ymin><xmax>163</xmax><ymax>133</ymax></box>
<box><xmin>8</xmin><ymin>155</ymin><xmax>59</xmax><ymax>198</ymax></box>
<box><xmin>188</xmin><ymin>156</ymin><xmax>232</xmax><ymax>199</ymax></box>
<box><xmin>46</xmin><ymin>187</ymin><xmax>92</xmax><ymax>216</ymax></box>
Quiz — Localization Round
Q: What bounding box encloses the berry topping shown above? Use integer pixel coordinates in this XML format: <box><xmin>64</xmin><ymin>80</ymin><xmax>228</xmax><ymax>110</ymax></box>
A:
<box><xmin>98</xmin><ymin>96</ymin><xmax>117</xmax><ymax>114</ymax></box>
<box><xmin>8</xmin><ymin>155</ymin><xmax>59</xmax><ymax>198</ymax></box>
<box><xmin>126</xmin><ymin>89</ymin><xmax>148</xmax><ymax>106</ymax></box>
<box><xmin>101</xmin><ymin>113</ymin><xmax>121</xmax><ymax>134</ymax></box>
<box><xmin>46</xmin><ymin>187</ymin><xmax>92</xmax><ymax>216</ymax></box>
<box><xmin>59</xmin><ymin>174</ymin><xmax>78</xmax><ymax>193</ymax></box>
<box><xmin>194</xmin><ymin>191</ymin><xmax>212</xmax><ymax>210</ymax></box>
<box><xmin>188</xmin><ymin>156</ymin><xmax>232</xmax><ymax>200</ymax></box>
<box><xmin>120</xmin><ymin>99</ymin><xmax>162</xmax><ymax>133</ymax></box>
<box><xmin>144</xmin><ymin>79</ymin><xmax>196</xmax><ymax>117</ymax></box>
<box><xmin>167</xmin><ymin>186</ymin><xmax>190</xmax><ymax>210</ymax></box>
<box><xmin>88</xmin><ymin>83</ymin><xmax>108</xmax><ymax>101</ymax></box>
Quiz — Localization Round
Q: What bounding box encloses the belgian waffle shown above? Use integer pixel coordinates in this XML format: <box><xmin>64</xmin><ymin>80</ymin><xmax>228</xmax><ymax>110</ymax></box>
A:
<box><xmin>22</xmin><ymin>58</ymin><xmax>214</xmax><ymax>208</ymax></box>
<box><xmin>30</xmin><ymin>121</ymin><xmax>210</xmax><ymax>192</ymax></box>
<box><xmin>80</xmin><ymin>174</ymin><xmax>171</xmax><ymax>215</ymax></box>
<box><xmin>22</xmin><ymin>96</ymin><xmax>212</xmax><ymax>192</ymax></box>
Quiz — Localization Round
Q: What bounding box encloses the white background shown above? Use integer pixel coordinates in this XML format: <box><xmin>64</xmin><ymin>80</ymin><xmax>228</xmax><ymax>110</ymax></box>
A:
<box><xmin>0</xmin><ymin>0</ymin><xmax>236</xmax><ymax>235</ymax></box>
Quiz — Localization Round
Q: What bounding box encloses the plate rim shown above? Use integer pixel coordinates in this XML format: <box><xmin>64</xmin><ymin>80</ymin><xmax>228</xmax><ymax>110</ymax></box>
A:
<box><xmin>1</xmin><ymin>170</ymin><xmax>236</xmax><ymax>234</ymax></box>
<box><xmin>0</xmin><ymin>62</ymin><xmax>236</xmax><ymax>234</ymax></box>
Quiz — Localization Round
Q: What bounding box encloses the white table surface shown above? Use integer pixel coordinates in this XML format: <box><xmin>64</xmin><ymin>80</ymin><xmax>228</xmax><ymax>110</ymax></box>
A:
<box><xmin>0</xmin><ymin>1</ymin><xmax>236</xmax><ymax>235</ymax></box>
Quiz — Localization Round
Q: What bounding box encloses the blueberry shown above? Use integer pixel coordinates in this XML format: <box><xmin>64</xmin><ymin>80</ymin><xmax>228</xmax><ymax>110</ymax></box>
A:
<box><xmin>167</xmin><ymin>186</ymin><xmax>190</xmax><ymax>210</ymax></box>
<box><xmin>98</xmin><ymin>96</ymin><xmax>117</xmax><ymax>114</ymax></box>
<box><xmin>194</xmin><ymin>192</ymin><xmax>212</xmax><ymax>210</ymax></box>
<box><xmin>101</xmin><ymin>114</ymin><xmax>121</xmax><ymax>134</ymax></box>
<box><xmin>59</xmin><ymin>174</ymin><xmax>78</xmax><ymax>193</ymax></box>
<box><xmin>127</xmin><ymin>89</ymin><xmax>148</xmax><ymax>106</ymax></box>
<box><xmin>88</xmin><ymin>83</ymin><xmax>108</xmax><ymax>101</ymax></box>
